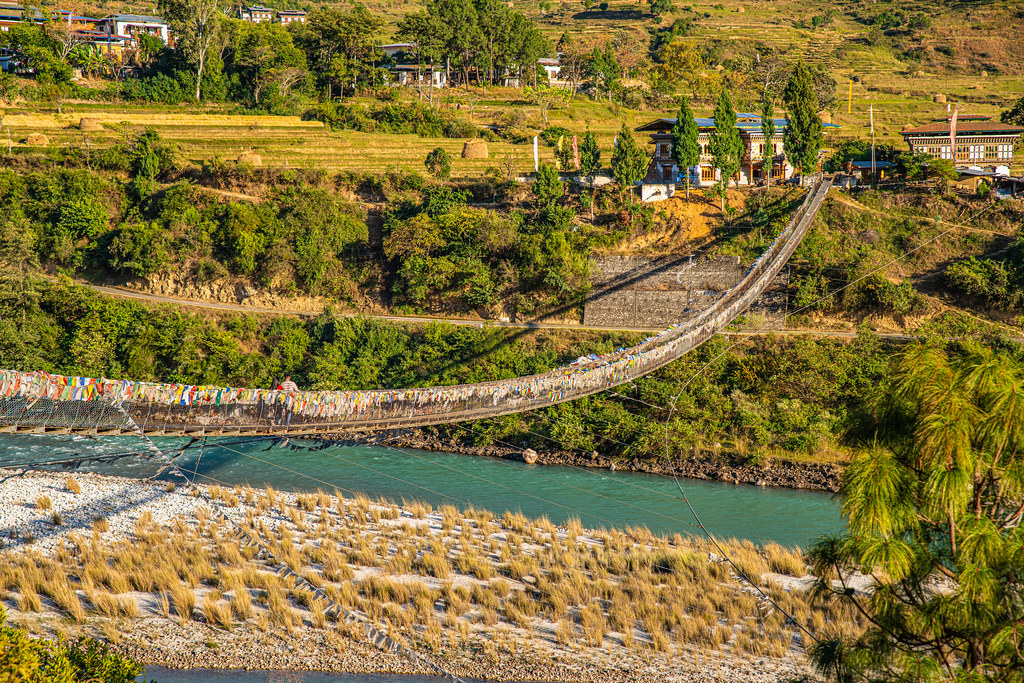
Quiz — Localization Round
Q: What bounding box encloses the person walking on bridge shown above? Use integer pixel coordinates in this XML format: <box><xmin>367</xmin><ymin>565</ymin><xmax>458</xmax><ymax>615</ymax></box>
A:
<box><xmin>276</xmin><ymin>375</ymin><xmax>299</xmax><ymax>426</ymax></box>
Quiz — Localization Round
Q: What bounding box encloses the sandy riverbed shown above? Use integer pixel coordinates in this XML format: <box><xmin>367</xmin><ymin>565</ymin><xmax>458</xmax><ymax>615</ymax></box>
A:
<box><xmin>0</xmin><ymin>467</ymin><xmax>835</xmax><ymax>682</ymax></box>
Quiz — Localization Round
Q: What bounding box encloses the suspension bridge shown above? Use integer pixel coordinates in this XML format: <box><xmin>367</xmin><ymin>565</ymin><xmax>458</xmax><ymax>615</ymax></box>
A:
<box><xmin>0</xmin><ymin>177</ymin><xmax>832</xmax><ymax>438</ymax></box>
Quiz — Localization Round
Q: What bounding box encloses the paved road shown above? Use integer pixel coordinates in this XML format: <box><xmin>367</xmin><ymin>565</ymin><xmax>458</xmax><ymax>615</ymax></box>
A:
<box><xmin>83</xmin><ymin>282</ymin><xmax>916</xmax><ymax>340</ymax></box>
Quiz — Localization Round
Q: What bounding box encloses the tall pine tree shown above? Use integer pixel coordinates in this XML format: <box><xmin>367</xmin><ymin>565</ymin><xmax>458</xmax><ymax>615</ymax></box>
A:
<box><xmin>760</xmin><ymin>94</ymin><xmax>776</xmax><ymax>188</ymax></box>
<box><xmin>782</xmin><ymin>61</ymin><xmax>824</xmax><ymax>183</ymax></box>
<box><xmin>809</xmin><ymin>344</ymin><xmax>1024</xmax><ymax>683</ymax></box>
<box><xmin>671</xmin><ymin>96</ymin><xmax>700</xmax><ymax>200</ymax></box>
<box><xmin>709</xmin><ymin>89</ymin><xmax>742</xmax><ymax>211</ymax></box>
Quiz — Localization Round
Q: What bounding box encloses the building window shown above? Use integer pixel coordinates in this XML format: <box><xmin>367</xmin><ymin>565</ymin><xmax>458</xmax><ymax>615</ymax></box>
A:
<box><xmin>700</xmin><ymin>166</ymin><xmax>715</xmax><ymax>182</ymax></box>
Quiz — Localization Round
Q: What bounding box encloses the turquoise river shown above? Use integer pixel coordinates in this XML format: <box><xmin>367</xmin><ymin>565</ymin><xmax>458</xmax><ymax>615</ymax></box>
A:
<box><xmin>0</xmin><ymin>434</ymin><xmax>841</xmax><ymax>547</ymax></box>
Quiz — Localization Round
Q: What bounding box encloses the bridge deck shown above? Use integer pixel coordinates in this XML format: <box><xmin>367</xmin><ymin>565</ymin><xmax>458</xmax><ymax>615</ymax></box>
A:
<box><xmin>0</xmin><ymin>178</ymin><xmax>833</xmax><ymax>438</ymax></box>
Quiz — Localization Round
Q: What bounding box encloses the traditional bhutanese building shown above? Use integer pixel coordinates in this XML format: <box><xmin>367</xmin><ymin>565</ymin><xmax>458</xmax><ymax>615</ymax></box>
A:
<box><xmin>238</xmin><ymin>5</ymin><xmax>273</xmax><ymax>22</ymax></box>
<box><xmin>635</xmin><ymin>114</ymin><xmax>837</xmax><ymax>202</ymax></box>
<box><xmin>900</xmin><ymin>116</ymin><xmax>1022</xmax><ymax>166</ymax></box>
<box><xmin>275</xmin><ymin>9</ymin><xmax>306</xmax><ymax>24</ymax></box>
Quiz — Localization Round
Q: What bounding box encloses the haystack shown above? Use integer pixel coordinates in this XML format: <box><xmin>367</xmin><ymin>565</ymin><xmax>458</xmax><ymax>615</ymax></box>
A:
<box><xmin>237</xmin><ymin>150</ymin><xmax>262</xmax><ymax>166</ymax></box>
<box><xmin>462</xmin><ymin>140</ymin><xmax>488</xmax><ymax>159</ymax></box>
<box><xmin>79</xmin><ymin>118</ymin><xmax>102</xmax><ymax>131</ymax></box>
<box><xmin>26</xmin><ymin>133</ymin><xmax>49</xmax><ymax>145</ymax></box>
<box><xmin>933</xmin><ymin>94</ymin><xmax>946</xmax><ymax>103</ymax></box>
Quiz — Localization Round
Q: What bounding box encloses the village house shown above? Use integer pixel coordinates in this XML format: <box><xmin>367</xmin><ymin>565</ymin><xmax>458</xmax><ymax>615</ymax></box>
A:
<box><xmin>387</xmin><ymin>64</ymin><xmax>447</xmax><ymax>88</ymax></box>
<box><xmin>238</xmin><ymin>5</ymin><xmax>273</xmax><ymax>22</ymax></box>
<box><xmin>0</xmin><ymin>5</ymin><xmax>133</xmax><ymax>57</ymax></box>
<box><xmin>99</xmin><ymin>14</ymin><xmax>169</xmax><ymax>45</ymax></box>
<box><xmin>539</xmin><ymin>57</ymin><xmax>567</xmax><ymax>86</ymax></box>
<box><xmin>900</xmin><ymin>116</ymin><xmax>1022</xmax><ymax>166</ymax></box>
<box><xmin>275</xmin><ymin>9</ymin><xmax>305</xmax><ymax>25</ymax></box>
<box><xmin>380</xmin><ymin>42</ymin><xmax>417</xmax><ymax>59</ymax></box>
<box><xmin>635</xmin><ymin>114</ymin><xmax>837</xmax><ymax>202</ymax></box>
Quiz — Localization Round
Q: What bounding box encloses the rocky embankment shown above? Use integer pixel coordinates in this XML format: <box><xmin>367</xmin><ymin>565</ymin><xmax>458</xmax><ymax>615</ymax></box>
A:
<box><xmin>382</xmin><ymin>433</ymin><xmax>843</xmax><ymax>492</ymax></box>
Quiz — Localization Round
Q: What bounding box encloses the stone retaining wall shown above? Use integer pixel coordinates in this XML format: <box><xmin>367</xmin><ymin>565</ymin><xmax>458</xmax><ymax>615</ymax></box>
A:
<box><xmin>584</xmin><ymin>254</ymin><xmax>788</xmax><ymax>328</ymax></box>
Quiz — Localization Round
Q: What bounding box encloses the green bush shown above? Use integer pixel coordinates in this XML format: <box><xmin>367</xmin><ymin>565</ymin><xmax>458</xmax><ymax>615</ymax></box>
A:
<box><xmin>540</xmin><ymin>125</ymin><xmax>572</xmax><ymax>147</ymax></box>
<box><xmin>0</xmin><ymin>607</ymin><xmax>143</xmax><ymax>682</ymax></box>
<box><xmin>444</xmin><ymin>119</ymin><xmax>478</xmax><ymax>139</ymax></box>
<box><xmin>424</xmin><ymin>147</ymin><xmax>452</xmax><ymax>180</ymax></box>
<box><xmin>851</xmin><ymin>274</ymin><xmax>920</xmax><ymax>315</ymax></box>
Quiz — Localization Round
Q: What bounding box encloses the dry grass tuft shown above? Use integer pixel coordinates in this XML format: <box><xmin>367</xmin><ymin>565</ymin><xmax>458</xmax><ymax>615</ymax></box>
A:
<box><xmin>35</xmin><ymin>495</ymin><xmax>52</xmax><ymax>510</ymax></box>
<box><xmin>170</xmin><ymin>583</ymin><xmax>197</xmax><ymax>623</ymax></box>
<box><xmin>64</xmin><ymin>477</ymin><xmax>81</xmax><ymax>494</ymax></box>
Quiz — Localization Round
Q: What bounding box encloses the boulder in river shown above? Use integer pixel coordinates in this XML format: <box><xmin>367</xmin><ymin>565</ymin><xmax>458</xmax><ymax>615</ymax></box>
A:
<box><xmin>521</xmin><ymin>448</ymin><xmax>538</xmax><ymax>464</ymax></box>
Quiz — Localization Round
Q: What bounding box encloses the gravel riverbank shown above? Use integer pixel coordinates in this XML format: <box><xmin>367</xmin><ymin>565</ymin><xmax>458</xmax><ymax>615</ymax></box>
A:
<box><xmin>379</xmin><ymin>432</ymin><xmax>844</xmax><ymax>492</ymax></box>
<box><xmin>0</xmin><ymin>468</ymin><xmax>825</xmax><ymax>682</ymax></box>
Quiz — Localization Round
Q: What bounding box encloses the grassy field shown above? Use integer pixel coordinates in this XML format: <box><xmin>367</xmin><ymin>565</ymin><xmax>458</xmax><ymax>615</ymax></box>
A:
<box><xmin>4</xmin><ymin>70</ymin><xmax>1021</xmax><ymax>179</ymax></box>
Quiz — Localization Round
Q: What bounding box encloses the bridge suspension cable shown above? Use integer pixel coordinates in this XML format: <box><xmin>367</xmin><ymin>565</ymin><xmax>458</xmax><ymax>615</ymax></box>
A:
<box><xmin>0</xmin><ymin>177</ymin><xmax>833</xmax><ymax>438</ymax></box>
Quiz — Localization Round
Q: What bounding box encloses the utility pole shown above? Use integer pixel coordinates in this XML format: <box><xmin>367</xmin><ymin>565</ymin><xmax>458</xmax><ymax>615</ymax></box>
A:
<box><xmin>870</xmin><ymin>104</ymin><xmax>876</xmax><ymax>188</ymax></box>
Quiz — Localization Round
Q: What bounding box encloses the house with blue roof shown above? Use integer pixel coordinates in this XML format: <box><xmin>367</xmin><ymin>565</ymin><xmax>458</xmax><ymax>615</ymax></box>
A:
<box><xmin>635</xmin><ymin>114</ymin><xmax>838</xmax><ymax>202</ymax></box>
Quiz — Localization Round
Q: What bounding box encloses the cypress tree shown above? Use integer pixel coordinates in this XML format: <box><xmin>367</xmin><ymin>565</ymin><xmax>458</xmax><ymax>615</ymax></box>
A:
<box><xmin>759</xmin><ymin>95</ymin><xmax>776</xmax><ymax>188</ymax></box>
<box><xmin>610</xmin><ymin>121</ymin><xmax>648</xmax><ymax>203</ymax></box>
<box><xmin>671</xmin><ymin>96</ymin><xmax>700</xmax><ymax>200</ymax></box>
<box><xmin>709</xmin><ymin>89</ymin><xmax>742</xmax><ymax>211</ymax></box>
<box><xmin>782</xmin><ymin>62</ymin><xmax>824</xmax><ymax>183</ymax></box>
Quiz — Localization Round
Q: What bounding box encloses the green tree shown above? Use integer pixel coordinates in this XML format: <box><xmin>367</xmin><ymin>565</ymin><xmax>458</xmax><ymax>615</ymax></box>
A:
<box><xmin>650</xmin><ymin>0</ymin><xmax>673</xmax><ymax>16</ymax></box>
<box><xmin>760</xmin><ymin>94</ymin><xmax>776</xmax><ymax>188</ymax></box>
<box><xmin>585</xmin><ymin>44</ymin><xmax>620</xmax><ymax>101</ymax></box>
<box><xmin>578</xmin><ymin>130</ymin><xmax>601</xmax><ymax>218</ymax></box>
<box><xmin>782</xmin><ymin>61</ymin><xmax>824</xmax><ymax>183</ymax></box>
<box><xmin>808</xmin><ymin>344</ymin><xmax>1024</xmax><ymax>683</ymax></box>
<box><xmin>927</xmin><ymin>157</ymin><xmax>959</xmax><ymax>194</ymax></box>
<box><xmin>610</xmin><ymin>121</ymin><xmax>648</xmax><ymax>203</ymax></box>
<box><xmin>159</xmin><ymin>0</ymin><xmax>223</xmax><ymax>101</ymax></box>
<box><xmin>226</xmin><ymin>21</ymin><xmax>308</xmax><ymax>108</ymax></box>
<box><xmin>671</xmin><ymin>96</ymin><xmax>699</xmax><ymax>199</ymax></box>
<box><xmin>554</xmin><ymin>135</ymin><xmax>575</xmax><ymax>172</ymax></box>
<box><xmin>533</xmin><ymin>162</ymin><xmax>563</xmax><ymax>205</ymax></box>
<box><xmin>293</xmin><ymin>6</ymin><xmax>383</xmax><ymax>99</ymax></box>
<box><xmin>1001</xmin><ymin>96</ymin><xmax>1024</xmax><ymax>126</ymax></box>
<box><xmin>709</xmin><ymin>89</ymin><xmax>742</xmax><ymax>211</ymax></box>
<box><xmin>578</xmin><ymin>131</ymin><xmax>601</xmax><ymax>181</ymax></box>
<box><xmin>424</xmin><ymin>146</ymin><xmax>452</xmax><ymax>179</ymax></box>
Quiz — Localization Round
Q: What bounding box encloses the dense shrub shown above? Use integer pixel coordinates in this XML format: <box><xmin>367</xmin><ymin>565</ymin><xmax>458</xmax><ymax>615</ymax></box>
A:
<box><xmin>306</xmin><ymin>101</ymin><xmax>466</xmax><ymax>139</ymax></box>
<box><xmin>0</xmin><ymin>607</ymin><xmax>143</xmax><ymax>682</ymax></box>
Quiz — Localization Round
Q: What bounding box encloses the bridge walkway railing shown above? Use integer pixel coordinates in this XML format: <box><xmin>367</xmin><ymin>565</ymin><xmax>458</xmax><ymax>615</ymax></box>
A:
<box><xmin>0</xmin><ymin>177</ymin><xmax>833</xmax><ymax>437</ymax></box>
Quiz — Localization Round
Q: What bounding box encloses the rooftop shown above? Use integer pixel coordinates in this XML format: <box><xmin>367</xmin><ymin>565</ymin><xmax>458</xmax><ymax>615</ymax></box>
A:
<box><xmin>902</xmin><ymin>120</ymin><xmax>1024</xmax><ymax>136</ymax></box>
<box><xmin>106</xmin><ymin>14</ymin><xmax>166</xmax><ymax>23</ymax></box>
<box><xmin>637</xmin><ymin>116</ymin><xmax>840</xmax><ymax>133</ymax></box>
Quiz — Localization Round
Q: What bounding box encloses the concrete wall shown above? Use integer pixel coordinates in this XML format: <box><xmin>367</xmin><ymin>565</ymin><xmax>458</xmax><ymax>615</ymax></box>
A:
<box><xmin>583</xmin><ymin>254</ymin><xmax>788</xmax><ymax>328</ymax></box>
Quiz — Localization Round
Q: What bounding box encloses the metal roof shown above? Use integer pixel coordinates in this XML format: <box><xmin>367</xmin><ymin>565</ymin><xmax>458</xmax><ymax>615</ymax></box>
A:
<box><xmin>106</xmin><ymin>14</ymin><xmax>166</xmax><ymax>23</ymax></box>
<box><xmin>849</xmin><ymin>161</ymin><xmax>895</xmax><ymax>169</ymax></box>
<box><xmin>637</xmin><ymin>116</ymin><xmax>839</xmax><ymax>133</ymax></box>
<box><xmin>902</xmin><ymin>120</ymin><xmax>1024</xmax><ymax>136</ymax></box>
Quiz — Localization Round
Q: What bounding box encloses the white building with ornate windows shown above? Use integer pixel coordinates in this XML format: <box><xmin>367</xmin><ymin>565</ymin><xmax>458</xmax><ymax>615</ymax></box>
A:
<box><xmin>900</xmin><ymin>117</ymin><xmax>1021</xmax><ymax>166</ymax></box>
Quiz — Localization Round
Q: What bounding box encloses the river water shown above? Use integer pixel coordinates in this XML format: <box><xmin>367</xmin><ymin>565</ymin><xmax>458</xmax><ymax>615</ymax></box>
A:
<box><xmin>0</xmin><ymin>434</ymin><xmax>841</xmax><ymax>547</ymax></box>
